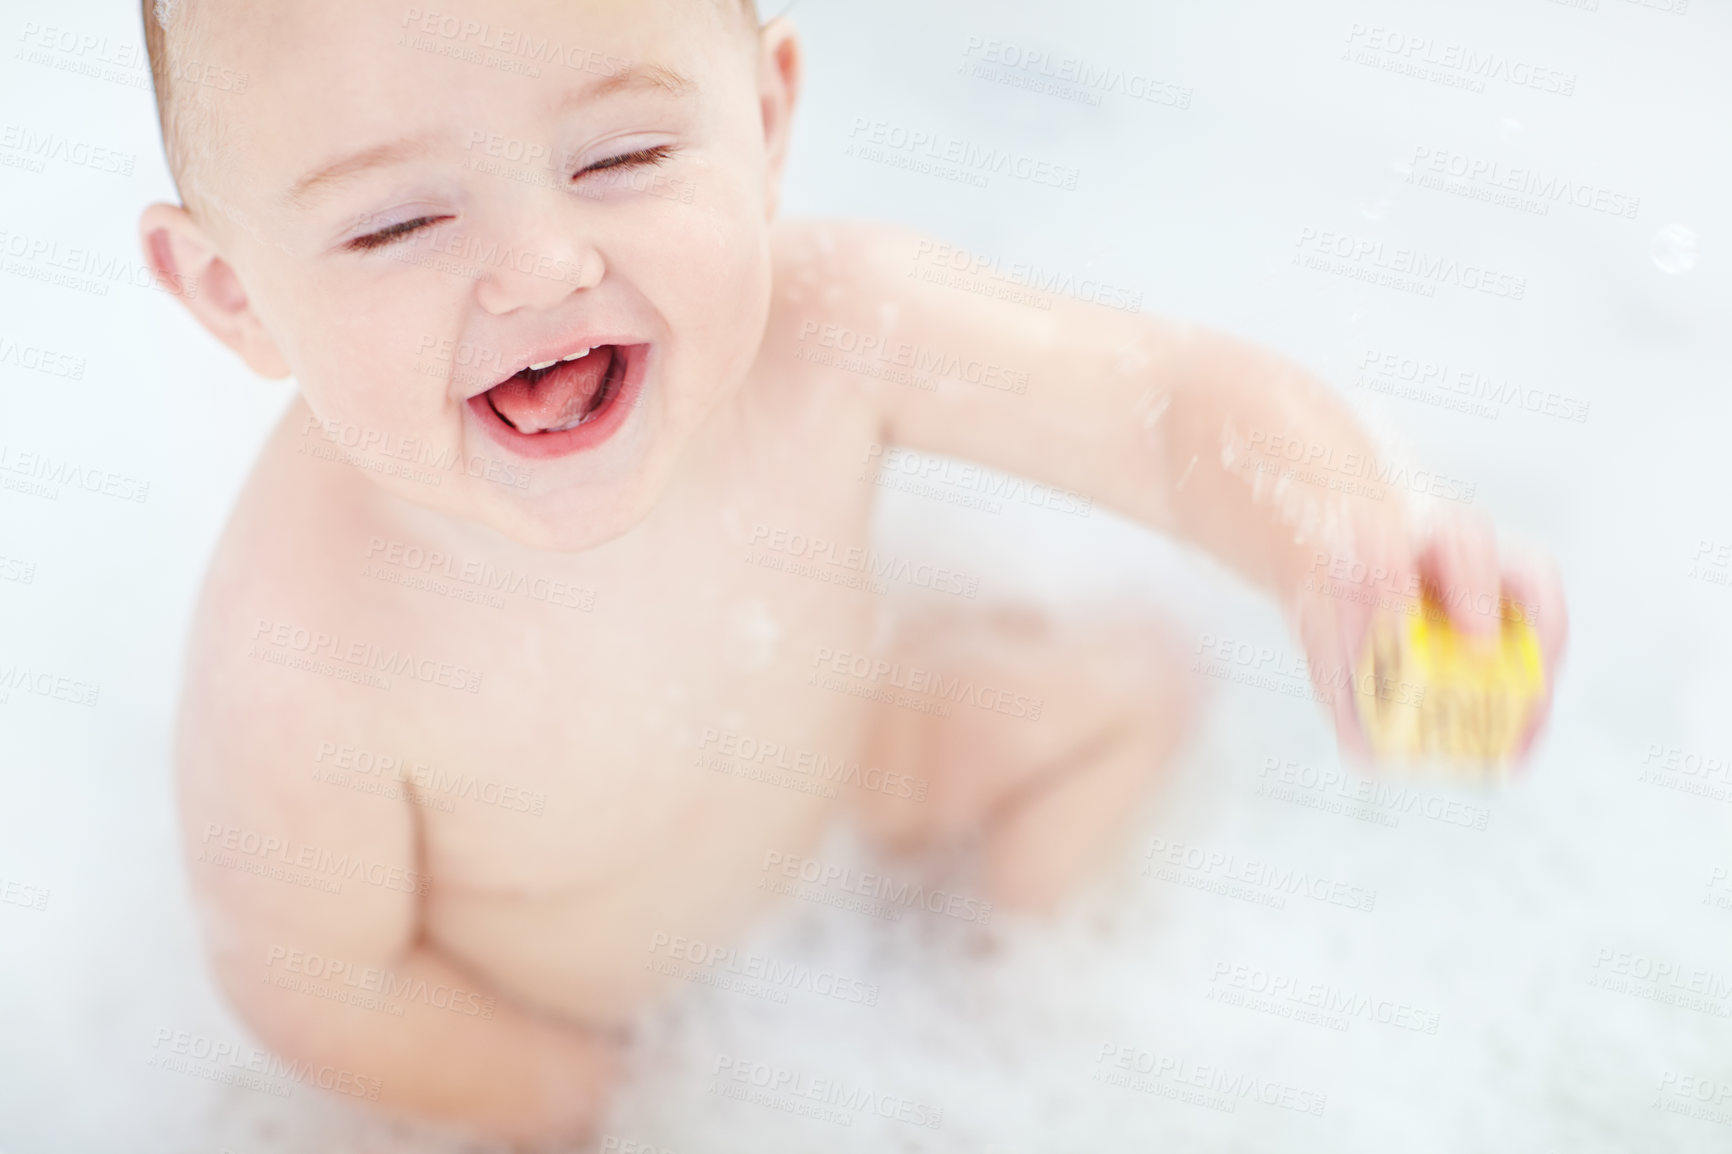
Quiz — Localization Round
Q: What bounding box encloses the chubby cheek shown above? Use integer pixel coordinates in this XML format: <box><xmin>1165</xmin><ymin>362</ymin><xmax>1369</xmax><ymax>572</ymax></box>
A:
<box><xmin>631</xmin><ymin>189</ymin><xmax>772</xmax><ymax>423</ymax></box>
<box><xmin>284</xmin><ymin>268</ymin><xmax>470</xmax><ymax>449</ymax></box>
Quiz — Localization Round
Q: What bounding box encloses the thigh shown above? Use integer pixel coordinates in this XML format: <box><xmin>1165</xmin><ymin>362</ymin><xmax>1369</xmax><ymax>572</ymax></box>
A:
<box><xmin>851</xmin><ymin>597</ymin><xmax>1192</xmax><ymax>851</ymax></box>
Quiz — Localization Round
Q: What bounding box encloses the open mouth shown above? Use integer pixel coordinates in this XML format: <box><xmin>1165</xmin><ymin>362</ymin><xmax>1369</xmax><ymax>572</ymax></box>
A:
<box><xmin>467</xmin><ymin>343</ymin><xmax>647</xmax><ymax>459</ymax></box>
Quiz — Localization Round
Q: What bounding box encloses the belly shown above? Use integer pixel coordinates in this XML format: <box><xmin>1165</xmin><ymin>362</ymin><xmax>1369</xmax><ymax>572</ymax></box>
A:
<box><xmin>386</xmin><ymin>416</ymin><xmax>887</xmax><ymax>1024</ymax></box>
<box><xmin>421</xmin><ymin>724</ymin><xmax>866</xmax><ymax>1023</ymax></box>
<box><xmin>413</xmin><ymin>607</ymin><xmax>881</xmax><ymax>1028</ymax></box>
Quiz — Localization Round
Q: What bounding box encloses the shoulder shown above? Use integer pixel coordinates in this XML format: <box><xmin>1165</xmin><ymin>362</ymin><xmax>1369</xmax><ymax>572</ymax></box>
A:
<box><xmin>755</xmin><ymin>218</ymin><xmax>945</xmax><ymax>411</ymax></box>
<box><xmin>767</xmin><ymin>217</ymin><xmax>927</xmax><ymax>304</ymax></box>
<box><xmin>761</xmin><ymin>216</ymin><xmax>1005</xmax><ymax>352</ymax></box>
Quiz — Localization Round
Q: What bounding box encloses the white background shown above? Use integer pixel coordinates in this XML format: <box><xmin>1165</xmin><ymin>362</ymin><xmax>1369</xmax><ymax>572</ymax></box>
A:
<box><xmin>1</xmin><ymin>0</ymin><xmax>1730</xmax><ymax>1150</ymax></box>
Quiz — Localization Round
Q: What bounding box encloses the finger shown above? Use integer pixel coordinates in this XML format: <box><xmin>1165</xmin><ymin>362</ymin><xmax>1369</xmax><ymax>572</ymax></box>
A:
<box><xmin>1500</xmin><ymin>553</ymin><xmax>1569</xmax><ymax>671</ymax></box>
<box><xmin>1418</xmin><ymin>510</ymin><xmax>1502</xmax><ymax>638</ymax></box>
<box><xmin>1297</xmin><ymin>589</ymin><xmax>1371</xmax><ymax>763</ymax></box>
<box><xmin>1301</xmin><ymin>507</ymin><xmax>1418</xmax><ymax>764</ymax></box>
<box><xmin>1500</xmin><ymin>555</ymin><xmax>1568</xmax><ymax>764</ymax></box>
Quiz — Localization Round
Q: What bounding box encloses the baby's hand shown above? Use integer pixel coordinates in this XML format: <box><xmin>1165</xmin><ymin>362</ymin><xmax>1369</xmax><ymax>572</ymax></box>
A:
<box><xmin>1292</xmin><ymin>508</ymin><xmax>1569</xmax><ymax>767</ymax></box>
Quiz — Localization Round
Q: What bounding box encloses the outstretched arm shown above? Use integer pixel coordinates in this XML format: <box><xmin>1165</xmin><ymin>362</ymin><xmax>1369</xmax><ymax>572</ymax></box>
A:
<box><xmin>774</xmin><ymin>220</ymin><xmax>1566</xmax><ymax>756</ymax></box>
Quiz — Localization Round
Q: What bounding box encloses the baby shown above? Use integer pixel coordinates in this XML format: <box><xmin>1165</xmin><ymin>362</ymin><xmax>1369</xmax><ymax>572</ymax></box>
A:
<box><xmin>138</xmin><ymin>0</ymin><xmax>1567</xmax><ymax>1144</ymax></box>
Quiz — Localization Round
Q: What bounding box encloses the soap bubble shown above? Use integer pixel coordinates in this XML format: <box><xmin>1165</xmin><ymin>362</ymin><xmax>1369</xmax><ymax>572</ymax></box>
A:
<box><xmin>1650</xmin><ymin>224</ymin><xmax>1698</xmax><ymax>275</ymax></box>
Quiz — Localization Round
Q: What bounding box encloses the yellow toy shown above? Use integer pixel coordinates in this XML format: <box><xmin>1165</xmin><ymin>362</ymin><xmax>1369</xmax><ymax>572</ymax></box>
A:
<box><xmin>1353</xmin><ymin>592</ymin><xmax>1546</xmax><ymax>768</ymax></box>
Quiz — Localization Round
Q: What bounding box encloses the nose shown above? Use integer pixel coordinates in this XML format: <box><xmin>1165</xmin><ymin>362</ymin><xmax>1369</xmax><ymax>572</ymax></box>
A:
<box><xmin>472</xmin><ymin>198</ymin><xmax>604</xmax><ymax>316</ymax></box>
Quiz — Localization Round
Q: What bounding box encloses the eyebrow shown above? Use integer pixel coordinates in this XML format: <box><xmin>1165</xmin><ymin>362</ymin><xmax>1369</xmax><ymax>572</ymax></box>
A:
<box><xmin>582</xmin><ymin>62</ymin><xmax>695</xmax><ymax>103</ymax></box>
<box><xmin>288</xmin><ymin>135</ymin><xmax>441</xmax><ymax>208</ymax></box>
<box><xmin>286</xmin><ymin>63</ymin><xmax>697</xmax><ymax>209</ymax></box>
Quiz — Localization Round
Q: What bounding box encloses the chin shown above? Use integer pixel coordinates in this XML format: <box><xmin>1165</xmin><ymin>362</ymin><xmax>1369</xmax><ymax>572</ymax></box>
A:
<box><xmin>473</xmin><ymin>492</ymin><xmax>647</xmax><ymax>554</ymax></box>
<box><xmin>472</xmin><ymin>457</ymin><xmax>682</xmax><ymax>554</ymax></box>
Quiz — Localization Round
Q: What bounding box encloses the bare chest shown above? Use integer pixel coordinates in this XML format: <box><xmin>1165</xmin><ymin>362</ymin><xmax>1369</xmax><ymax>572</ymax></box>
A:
<box><xmin>295</xmin><ymin>402</ymin><xmax>887</xmax><ymax>901</ymax></box>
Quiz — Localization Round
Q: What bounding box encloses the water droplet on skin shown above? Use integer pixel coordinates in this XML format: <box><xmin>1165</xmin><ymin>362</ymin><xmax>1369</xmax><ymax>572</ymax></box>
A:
<box><xmin>1650</xmin><ymin>224</ymin><xmax>1698</xmax><ymax>275</ymax></box>
<box><xmin>1292</xmin><ymin>496</ymin><xmax>1324</xmax><ymax>544</ymax></box>
<box><xmin>1174</xmin><ymin>454</ymin><xmax>1199</xmax><ymax>490</ymax></box>
<box><xmin>1219</xmin><ymin>423</ymin><xmax>1252</xmax><ymax>473</ymax></box>
<box><xmin>728</xmin><ymin>600</ymin><xmax>783</xmax><ymax>672</ymax></box>
<box><xmin>1137</xmin><ymin>389</ymin><xmax>1171</xmax><ymax>429</ymax></box>
<box><xmin>1251</xmin><ymin>467</ymin><xmax>1272</xmax><ymax>503</ymax></box>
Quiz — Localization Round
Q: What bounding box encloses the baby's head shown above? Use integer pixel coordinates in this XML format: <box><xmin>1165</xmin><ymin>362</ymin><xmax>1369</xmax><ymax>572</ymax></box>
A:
<box><xmin>140</xmin><ymin>0</ymin><xmax>799</xmax><ymax>549</ymax></box>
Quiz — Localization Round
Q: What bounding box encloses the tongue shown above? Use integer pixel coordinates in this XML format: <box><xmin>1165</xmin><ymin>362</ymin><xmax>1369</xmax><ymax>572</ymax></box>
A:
<box><xmin>487</xmin><ymin>348</ymin><xmax>612</xmax><ymax>434</ymax></box>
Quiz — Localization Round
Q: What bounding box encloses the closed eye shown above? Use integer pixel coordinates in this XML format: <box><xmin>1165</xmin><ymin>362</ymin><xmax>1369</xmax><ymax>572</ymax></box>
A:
<box><xmin>576</xmin><ymin>144</ymin><xmax>676</xmax><ymax>178</ymax></box>
<box><xmin>346</xmin><ymin>215</ymin><xmax>452</xmax><ymax>251</ymax></box>
<box><xmin>342</xmin><ymin>146</ymin><xmax>673</xmax><ymax>251</ymax></box>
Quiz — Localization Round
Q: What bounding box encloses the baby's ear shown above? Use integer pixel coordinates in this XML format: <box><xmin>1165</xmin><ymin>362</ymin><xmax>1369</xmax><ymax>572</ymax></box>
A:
<box><xmin>754</xmin><ymin>18</ymin><xmax>802</xmax><ymax>217</ymax></box>
<box><xmin>139</xmin><ymin>202</ymin><xmax>291</xmax><ymax>380</ymax></box>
